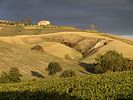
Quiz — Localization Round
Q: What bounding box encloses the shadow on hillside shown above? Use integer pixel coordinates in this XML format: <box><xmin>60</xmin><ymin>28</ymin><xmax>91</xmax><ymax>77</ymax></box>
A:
<box><xmin>0</xmin><ymin>91</ymin><xmax>82</xmax><ymax>100</ymax></box>
<box><xmin>79</xmin><ymin>62</ymin><xmax>95</xmax><ymax>74</ymax></box>
<box><xmin>31</xmin><ymin>71</ymin><xmax>45</xmax><ymax>78</ymax></box>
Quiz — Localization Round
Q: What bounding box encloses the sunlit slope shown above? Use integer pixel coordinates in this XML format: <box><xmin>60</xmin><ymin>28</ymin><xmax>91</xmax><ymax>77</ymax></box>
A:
<box><xmin>0</xmin><ymin>31</ymin><xmax>133</xmax><ymax>80</ymax></box>
<box><xmin>39</xmin><ymin>42</ymin><xmax>82</xmax><ymax>59</ymax></box>
<box><xmin>0</xmin><ymin>41</ymin><xmax>86</xmax><ymax>80</ymax></box>
<box><xmin>0</xmin><ymin>34</ymin><xmax>83</xmax><ymax>59</ymax></box>
<box><xmin>82</xmin><ymin>40</ymin><xmax>133</xmax><ymax>63</ymax></box>
<box><xmin>0</xmin><ymin>31</ymin><xmax>133</xmax><ymax>59</ymax></box>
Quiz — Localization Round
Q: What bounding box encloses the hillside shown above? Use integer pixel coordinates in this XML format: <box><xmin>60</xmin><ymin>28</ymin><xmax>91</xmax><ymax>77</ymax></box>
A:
<box><xmin>0</xmin><ymin>40</ymin><xmax>87</xmax><ymax>80</ymax></box>
<box><xmin>0</xmin><ymin>25</ymin><xmax>133</xmax><ymax>80</ymax></box>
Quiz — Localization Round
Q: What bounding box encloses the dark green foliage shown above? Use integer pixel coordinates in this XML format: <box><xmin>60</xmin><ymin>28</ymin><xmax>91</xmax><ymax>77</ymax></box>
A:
<box><xmin>0</xmin><ymin>72</ymin><xmax>10</xmax><ymax>83</ymax></box>
<box><xmin>0</xmin><ymin>91</ymin><xmax>79</xmax><ymax>100</ymax></box>
<box><xmin>8</xmin><ymin>67</ymin><xmax>22</xmax><ymax>82</ymax></box>
<box><xmin>61</xmin><ymin>70</ymin><xmax>76</xmax><ymax>78</ymax></box>
<box><xmin>127</xmin><ymin>60</ymin><xmax>133</xmax><ymax>70</ymax></box>
<box><xmin>0</xmin><ymin>71</ymin><xmax>132</xmax><ymax>99</ymax></box>
<box><xmin>94</xmin><ymin>64</ymin><xmax>105</xmax><ymax>73</ymax></box>
<box><xmin>47</xmin><ymin>62</ymin><xmax>62</xmax><ymax>76</ymax></box>
<box><xmin>0</xmin><ymin>67</ymin><xmax>22</xmax><ymax>83</ymax></box>
<box><xmin>95</xmin><ymin>51</ymin><xmax>129</xmax><ymax>73</ymax></box>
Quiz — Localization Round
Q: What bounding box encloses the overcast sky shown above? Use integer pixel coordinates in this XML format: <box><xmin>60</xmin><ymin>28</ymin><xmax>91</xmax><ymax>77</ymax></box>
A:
<box><xmin>0</xmin><ymin>0</ymin><xmax>133</xmax><ymax>35</ymax></box>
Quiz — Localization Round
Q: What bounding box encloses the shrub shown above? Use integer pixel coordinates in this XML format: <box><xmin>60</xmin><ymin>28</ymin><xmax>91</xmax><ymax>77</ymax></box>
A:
<box><xmin>47</xmin><ymin>62</ymin><xmax>62</xmax><ymax>76</ymax></box>
<box><xmin>95</xmin><ymin>51</ymin><xmax>129</xmax><ymax>73</ymax></box>
<box><xmin>127</xmin><ymin>59</ymin><xmax>133</xmax><ymax>70</ymax></box>
<box><xmin>94</xmin><ymin>64</ymin><xmax>105</xmax><ymax>73</ymax></box>
<box><xmin>0</xmin><ymin>72</ymin><xmax>10</xmax><ymax>83</ymax></box>
<box><xmin>31</xmin><ymin>45</ymin><xmax>44</xmax><ymax>52</ymax></box>
<box><xmin>61</xmin><ymin>70</ymin><xmax>76</xmax><ymax>78</ymax></box>
<box><xmin>0</xmin><ymin>67</ymin><xmax>22</xmax><ymax>83</ymax></box>
<box><xmin>8</xmin><ymin>67</ymin><xmax>22</xmax><ymax>82</ymax></box>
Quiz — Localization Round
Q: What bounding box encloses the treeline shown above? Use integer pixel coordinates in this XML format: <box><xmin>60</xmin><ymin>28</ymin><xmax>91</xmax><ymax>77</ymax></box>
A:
<box><xmin>0</xmin><ymin>19</ymin><xmax>33</xmax><ymax>26</ymax></box>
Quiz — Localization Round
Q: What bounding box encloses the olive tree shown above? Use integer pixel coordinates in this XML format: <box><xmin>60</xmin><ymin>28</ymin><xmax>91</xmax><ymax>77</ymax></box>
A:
<box><xmin>47</xmin><ymin>62</ymin><xmax>62</xmax><ymax>76</ymax></box>
<box><xmin>95</xmin><ymin>51</ymin><xmax>128</xmax><ymax>73</ymax></box>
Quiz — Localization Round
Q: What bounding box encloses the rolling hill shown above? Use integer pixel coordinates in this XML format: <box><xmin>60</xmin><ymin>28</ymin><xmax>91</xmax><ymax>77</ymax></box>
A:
<box><xmin>0</xmin><ymin>25</ymin><xmax>133</xmax><ymax>80</ymax></box>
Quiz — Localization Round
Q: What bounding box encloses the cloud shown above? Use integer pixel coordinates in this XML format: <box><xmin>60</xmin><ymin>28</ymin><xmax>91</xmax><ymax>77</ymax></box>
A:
<box><xmin>0</xmin><ymin>0</ymin><xmax>133</xmax><ymax>35</ymax></box>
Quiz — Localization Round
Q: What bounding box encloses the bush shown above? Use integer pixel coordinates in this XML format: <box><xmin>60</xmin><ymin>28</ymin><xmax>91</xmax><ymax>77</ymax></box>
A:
<box><xmin>95</xmin><ymin>51</ymin><xmax>129</xmax><ymax>73</ymax></box>
<box><xmin>127</xmin><ymin>59</ymin><xmax>133</xmax><ymax>70</ymax></box>
<box><xmin>31</xmin><ymin>45</ymin><xmax>44</xmax><ymax>52</ymax></box>
<box><xmin>47</xmin><ymin>62</ymin><xmax>62</xmax><ymax>76</ymax></box>
<box><xmin>94</xmin><ymin>64</ymin><xmax>105</xmax><ymax>73</ymax></box>
<box><xmin>0</xmin><ymin>67</ymin><xmax>22</xmax><ymax>83</ymax></box>
<box><xmin>0</xmin><ymin>72</ymin><xmax>10</xmax><ymax>83</ymax></box>
<box><xmin>8</xmin><ymin>67</ymin><xmax>22</xmax><ymax>82</ymax></box>
<box><xmin>61</xmin><ymin>70</ymin><xmax>76</xmax><ymax>78</ymax></box>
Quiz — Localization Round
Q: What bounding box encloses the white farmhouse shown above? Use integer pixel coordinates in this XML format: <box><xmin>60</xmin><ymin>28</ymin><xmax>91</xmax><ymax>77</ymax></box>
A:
<box><xmin>38</xmin><ymin>20</ymin><xmax>50</xmax><ymax>26</ymax></box>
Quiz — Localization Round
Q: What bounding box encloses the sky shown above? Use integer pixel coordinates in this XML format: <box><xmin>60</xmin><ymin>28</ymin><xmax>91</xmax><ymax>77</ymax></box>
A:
<box><xmin>0</xmin><ymin>0</ymin><xmax>133</xmax><ymax>35</ymax></box>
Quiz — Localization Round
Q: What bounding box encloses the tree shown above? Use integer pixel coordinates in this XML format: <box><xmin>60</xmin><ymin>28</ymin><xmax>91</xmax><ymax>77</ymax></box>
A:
<box><xmin>8</xmin><ymin>67</ymin><xmax>22</xmax><ymax>82</ymax></box>
<box><xmin>95</xmin><ymin>51</ymin><xmax>128</xmax><ymax>73</ymax></box>
<box><xmin>0</xmin><ymin>67</ymin><xmax>22</xmax><ymax>83</ymax></box>
<box><xmin>126</xmin><ymin>59</ymin><xmax>133</xmax><ymax>70</ymax></box>
<box><xmin>47</xmin><ymin>62</ymin><xmax>62</xmax><ymax>76</ymax></box>
<box><xmin>20</xmin><ymin>18</ymin><xmax>32</xmax><ymax>25</ymax></box>
<box><xmin>61</xmin><ymin>70</ymin><xmax>76</xmax><ymax>78</ymax></box>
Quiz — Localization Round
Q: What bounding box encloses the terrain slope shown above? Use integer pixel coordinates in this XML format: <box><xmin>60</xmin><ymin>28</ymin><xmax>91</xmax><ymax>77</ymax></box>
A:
<box><xmin>0</xmin><ymin>31</ymin><xmax>133</xmax><ymax>80</ymax></box>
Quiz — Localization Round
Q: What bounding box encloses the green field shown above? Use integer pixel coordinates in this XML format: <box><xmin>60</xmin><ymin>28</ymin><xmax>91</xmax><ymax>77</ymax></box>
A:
<box><xmin>0</xmin><ymin>71</ymin><xmax>132</xmax><ymax>100</ymax></box>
